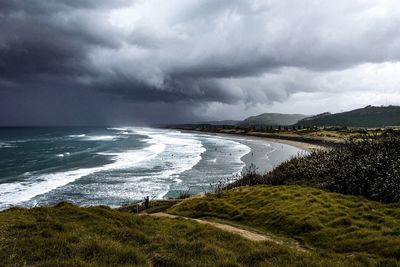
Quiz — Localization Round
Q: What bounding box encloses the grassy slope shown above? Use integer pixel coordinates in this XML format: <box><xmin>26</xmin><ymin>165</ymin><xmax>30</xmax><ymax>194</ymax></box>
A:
<box><xmin>0</xmin><ymin>202</ymin><xmax>364</xmax><ymax>267</ymax></box>
<box><xmin>169</xmin><ymin>185</ymin><xmax>400</xmax><ymax>266</ymax></box>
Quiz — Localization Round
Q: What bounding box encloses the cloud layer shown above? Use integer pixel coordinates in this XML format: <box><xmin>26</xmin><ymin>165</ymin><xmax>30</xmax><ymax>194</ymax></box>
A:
<box><xmin>1</xmin><ymin>0</ymin><xmax>400</xmax><ymax>125</ymax></box>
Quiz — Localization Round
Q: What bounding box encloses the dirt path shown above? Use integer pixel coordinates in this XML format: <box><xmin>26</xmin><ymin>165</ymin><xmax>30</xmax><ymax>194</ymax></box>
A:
<box><xmin>146</xmin><ymin>212</ymin><xmax>307</xmax><ymax>252</ymax></box>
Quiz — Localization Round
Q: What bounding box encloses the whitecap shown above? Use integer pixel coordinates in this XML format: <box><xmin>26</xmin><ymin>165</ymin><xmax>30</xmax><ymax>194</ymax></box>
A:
<box><xmin>173</xmin><ymin>177</ymin><xmax>183</xmax><ymax>183</ymax></box>
<box><xmin>68</xmin><ymin>134</ymin><xmax>86</xmax><ymax>138</ymax></box>
<box><xmin>107</xmin><ymin>127</ymin><xmax>129</xmax><ymax>131</ymax></box>
<box><xmin>0</xmin><ymin>142</ymin><xmax>15</xmax><ymax>148</ymax></box>
<box><xmin>83</xmin><ymin>135</ymin><xmax>119</xmax><ymax>141</ymax></box>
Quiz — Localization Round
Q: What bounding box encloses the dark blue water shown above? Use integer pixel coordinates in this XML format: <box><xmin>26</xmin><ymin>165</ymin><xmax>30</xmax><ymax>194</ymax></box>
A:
<box><xmin>0</xmin><ymin>127</ymin><xmax>304</xmax><ymax>210</ymax></box>
<box><xmin>0</xmin><ymin>127</ymin><xmax>145</xmax><ymax>181</ymax></box>
<box><xmin>0</xmin><ymin>127</ymin><xmax>253</xmax><ymax>209</ymax></box>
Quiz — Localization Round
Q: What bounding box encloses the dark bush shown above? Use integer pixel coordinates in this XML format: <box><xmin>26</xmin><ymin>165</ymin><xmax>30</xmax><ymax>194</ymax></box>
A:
<box><xmin>231</xmin><ymin>131</ymin><xmax>400</xmax><ymax>203</ymax></box>
<box><xmin>224</xmin><ymin>164</ymin><xmax>264</xmax><ymax>190</ymax></box>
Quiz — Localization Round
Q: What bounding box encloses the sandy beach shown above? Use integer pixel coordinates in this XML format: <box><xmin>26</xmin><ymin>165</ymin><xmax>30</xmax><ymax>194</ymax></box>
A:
<box><xmin>181</xmin><ymin>130</ymin><xmax>323</xmax><ymax>152</ymax></box>
<box><xmin>184</xmin><ymin>130</ymin><xmax>317</xmax><ymax>174</ymax></box>
<box><xmin>245</xmin><ymin>136</ymin><xmax>323</xmax><ymax>151</ymax></box>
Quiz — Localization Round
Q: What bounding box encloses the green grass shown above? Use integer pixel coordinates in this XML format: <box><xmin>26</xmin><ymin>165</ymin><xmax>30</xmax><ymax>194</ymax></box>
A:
<box><xmin>0</xmin><ymin>202</ymin><xmax>366</xmax><ymax>267</ymax></box>
<box><xmin>169</xmin><ymin>185</ymin><xmax>400</xmax><ymax>266</ymax></box>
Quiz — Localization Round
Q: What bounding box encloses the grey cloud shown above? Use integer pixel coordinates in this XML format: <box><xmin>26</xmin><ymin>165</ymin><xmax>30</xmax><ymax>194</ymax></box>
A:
<box><xmin>0</xmin><ymin>12</ymin><xmax>117</xmax><ymax>83</ymax></box>
<box><xmin>1</xmin><ymin>0</ymin><xmax>400</xmax><ymax>125</ymax></box>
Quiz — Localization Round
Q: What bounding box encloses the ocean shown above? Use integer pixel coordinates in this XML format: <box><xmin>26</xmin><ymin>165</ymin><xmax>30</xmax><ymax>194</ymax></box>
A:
<box><xmin>0</xmin><ymin>127</ymin><xmax>303</xmax><ymax>210</ymax></box>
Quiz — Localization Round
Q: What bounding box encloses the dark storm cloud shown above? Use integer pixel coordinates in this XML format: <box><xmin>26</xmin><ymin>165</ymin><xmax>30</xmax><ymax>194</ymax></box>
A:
<box><xmin>0</xmin><ymin>0</ymin><xmax>124</xmax><ymax>81</ymax></box>
<box><xmin>1</xmin><ymin>0</ymin><xmax>400</xmax><ymax>125</ymax></box>
<box><xmin>0</xmin><ymin>0</ymin><xmax>131</xmax><ymax>14</ymax></box>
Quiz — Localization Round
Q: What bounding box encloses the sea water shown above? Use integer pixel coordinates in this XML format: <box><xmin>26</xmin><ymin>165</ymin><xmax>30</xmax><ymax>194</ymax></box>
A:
<box><xmin>0</xmin><ymin>127</ymin><xmax>301</xmax><ymax>210</ymax></box>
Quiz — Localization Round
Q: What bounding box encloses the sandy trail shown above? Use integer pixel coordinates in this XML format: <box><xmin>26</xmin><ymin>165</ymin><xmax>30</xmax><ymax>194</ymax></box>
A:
<box><xmin>146</xmin><ymin>212</ymin><xmax>307</xmax><ymax>252</ymax></box>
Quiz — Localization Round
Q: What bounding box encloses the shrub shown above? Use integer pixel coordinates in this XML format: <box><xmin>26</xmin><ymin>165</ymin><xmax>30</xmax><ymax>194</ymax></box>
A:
<box><xmin>178</xmin><ymin>187</ymin><xmax>192</xmax><ymax>199</ymax></box>
<box><xmin>223</xmin><ymin>164</ymin><xmax>264</xmax><ymax>190</ymax></box>
<box><xmin>230</xmin><ymin>131</ymin><xmax>400</xmax><ymax>203</ymax></box>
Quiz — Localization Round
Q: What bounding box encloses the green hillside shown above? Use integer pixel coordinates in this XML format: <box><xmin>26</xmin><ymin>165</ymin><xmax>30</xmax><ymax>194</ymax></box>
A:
<box><xmin>170</xmin><ymin>185</ymin><xmax>400</xmax><ymax>266</ymax></box>
<box><xmin>295</xmin><ymin>105</ymin><xmax>400</xmax><ymax>127</ymax></box>
<box><xmin>0</xmin><ymin>202</ymin><xmax>365</xmax><ymax>267</ymax></box>
<box><xmin>239</xmin><ymin>113</ymin><xmax>308</xmax><ymax>126</ymax></box>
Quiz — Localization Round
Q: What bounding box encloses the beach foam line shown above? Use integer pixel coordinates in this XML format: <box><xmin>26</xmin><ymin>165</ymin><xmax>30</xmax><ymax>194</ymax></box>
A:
<box><xmin>128</xmin><ymin>128</ymin><xmax>206</xmax><ymax>194</ymax></box>
<box><xmin>136</xmin><ymin>128</ymin><xmax>251</xmax><ymax>180</ymax></box>
<box><xmin>202</xmin><ymin>135</ymin><xmax>251</xmax><ymax>175</ymax></box>
<box><xmin>263</xmin><ymin>143</ymin><xmax>278</xmax><ymax>159</ymax></box>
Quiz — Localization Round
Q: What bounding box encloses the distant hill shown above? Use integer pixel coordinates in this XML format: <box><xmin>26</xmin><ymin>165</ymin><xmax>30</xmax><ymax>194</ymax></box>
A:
<box><xmin>239</xmin><ymin>113</ymin><xmax>308</xmax><ymax>127</ymax></box>
<box><xmin>200</xmin><ymin>120</ymin><xmax>239</xmax><ymax>126</ymax></box>
<box><xmin>300</xmin><ymin>112</ymin><xmax>331</xmax><ymax>122</ymax></box>
<box><xmin>295</xmin><ymin>105</ymin><xmax>400</xmax><ymax>127</ymax></box>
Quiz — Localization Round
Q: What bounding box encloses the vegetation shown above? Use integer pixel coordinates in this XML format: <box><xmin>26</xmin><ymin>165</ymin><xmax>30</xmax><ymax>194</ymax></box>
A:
<box><xmin>238</xmin><ymin>113</ymin><xmax>308</xmax><ymax>127</ymax></box>
<box><xmin>170</xmin><ymin>123</ymin><xmax>397</xmax><ymax>147</ymax></box>
<box><xmin>227</xmin><ymin>132</ymin><xmax>400</xmax><ymax>203</ymax></box>
<box><xmin>295</xmin><ymin>105</ymin><xmax>400</xmax><ymax>127</ymax></box>
<box><xmin>169</xmin><ymin>185</ymin><xmax>400</xmax><ymax>266</ymax></box>
<box><xmin>168</xmin><ymin>105</ymin><xmax>400</xmax><ymax>130</ymax></box>
<box><xmin>0</xmin><ymin>202</ymin><xmax>365</xmax><ymax>267</ymax></box>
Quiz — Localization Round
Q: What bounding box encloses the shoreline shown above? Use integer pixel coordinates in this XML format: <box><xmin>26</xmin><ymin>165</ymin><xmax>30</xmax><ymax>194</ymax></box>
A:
<box><xmin>181</xmin><ymin>129</ymin><xmax>312</xmax><ymax>174</ymax></box>
<box><xmin>179</xmin><ymin>129</ymin><xmax>324</xmax><ymax>152</ymax></box>
<box><xmin>237</xmin><ymin>135</ymin><xmax>305</xmax><ymax>174</ymax></box>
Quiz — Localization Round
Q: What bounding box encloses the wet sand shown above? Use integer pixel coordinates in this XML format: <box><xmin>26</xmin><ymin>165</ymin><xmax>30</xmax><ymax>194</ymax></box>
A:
<box><xmin>180</xmin><ymin>129</ymin><xmax>323</xmax><ymax>174</ymax></box>
<box><xmin>192</xmin><ymin>131</ymin><xmax>313</xmax><ymax>174</ymax></box>
<box><xmin>236</xmin><ymin>136</ymin><xmax>307</xmax><ymax>174</ymax></box>
<box><xmin>244</xmin><ymin>136</ymin><xmax>323</xmax><ymax>152</ymax></box>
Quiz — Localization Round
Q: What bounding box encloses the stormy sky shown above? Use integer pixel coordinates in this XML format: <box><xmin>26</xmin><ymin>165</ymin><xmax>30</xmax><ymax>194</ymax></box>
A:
<box><xmin>1</xmin><ymin>0</ymin><xmax>400</xmax><ymax>126</ymax></box>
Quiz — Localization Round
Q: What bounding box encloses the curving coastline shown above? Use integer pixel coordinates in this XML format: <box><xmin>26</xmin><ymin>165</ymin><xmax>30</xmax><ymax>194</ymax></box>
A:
<box><xmin>172</xmin><ymin>126</ymin><xmax>336</xmax><ymax>151</ymax></box>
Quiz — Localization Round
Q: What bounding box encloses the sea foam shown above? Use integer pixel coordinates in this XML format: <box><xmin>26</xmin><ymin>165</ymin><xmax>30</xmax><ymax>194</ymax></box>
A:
<box><xmin>117</xmin><ymin>128</ymin><xmax>207</xmax><ymax>199</ymax></box>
